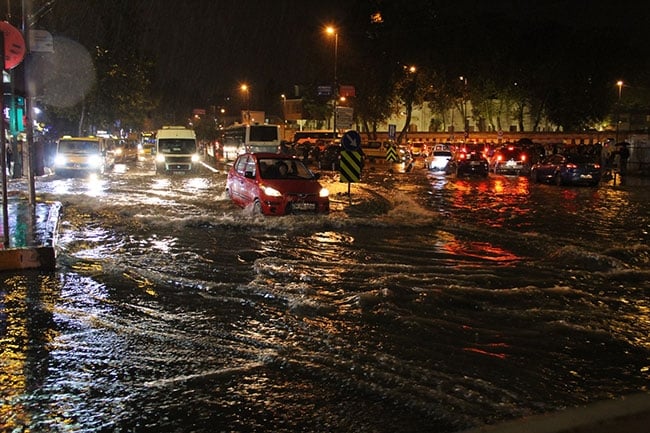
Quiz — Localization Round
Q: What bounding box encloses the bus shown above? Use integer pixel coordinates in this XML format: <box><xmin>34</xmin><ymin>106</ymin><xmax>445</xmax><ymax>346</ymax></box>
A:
<box><xmin>221</xmin><ymin>124</ymin><xmax>281</xmax><ymax>160</ymax></box>
<box><xmin>292</xmin><ymin>130</ymin><xmax>340</xmax><ymax>146</ymax></box>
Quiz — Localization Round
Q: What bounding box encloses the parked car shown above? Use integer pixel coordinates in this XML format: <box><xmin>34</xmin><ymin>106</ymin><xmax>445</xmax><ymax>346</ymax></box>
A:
<box><xmin>360</xmin><ymin>140</ymin><xmax>389</xmax><ymax>161</ymax></box>
<box><xmin>226</xmin><ymin>152</ymin><xmax>330</xmax><ymax>215</ymax></box>
<box><xmin>428</xmin><ymin>147</ymin><xmax>453</xmax><ymax>171</ymax></box>
<box><xmin>490</xmin><ymin>144</ymin><xmax>530</xmax><ymax>175</ymax></box>
<box><xmin>530</xmin><ymin>153</ymin><xmax>601</xmax><ymax>186</ymax></box>
<box><xmin>449</xmin><ymin>150</ymin><xmax>489</xmax><ymax>177</ymax></box>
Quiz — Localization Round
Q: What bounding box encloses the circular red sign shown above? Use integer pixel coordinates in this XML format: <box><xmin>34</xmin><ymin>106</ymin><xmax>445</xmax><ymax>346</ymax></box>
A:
<box><xmin>0</xmin><ymin>21</ymin><xmax>26</xmax><ymax>70</ymax></box>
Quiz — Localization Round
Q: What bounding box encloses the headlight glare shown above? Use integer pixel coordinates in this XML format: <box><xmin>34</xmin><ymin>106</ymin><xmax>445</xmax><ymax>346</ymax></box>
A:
<box><xmin>87</xmin><ymin>154</ymin><xmax>102</xmax><ymax>168</ymax></box>
<box><xmin>263</xmin><ymin>185</ymin><xmax>282</xmax><ymax>197</ymax></box>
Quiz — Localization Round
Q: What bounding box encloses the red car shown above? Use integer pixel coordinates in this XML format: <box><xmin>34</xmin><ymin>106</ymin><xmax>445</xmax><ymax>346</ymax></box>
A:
<box><xmin>226</xmin><ymin>153</ymin><xmax>330</xmax><ymax>215</ymax></box>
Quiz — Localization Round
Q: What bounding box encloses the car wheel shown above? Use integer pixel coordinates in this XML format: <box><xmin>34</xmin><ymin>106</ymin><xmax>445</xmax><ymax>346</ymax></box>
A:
<box><xmin>252</xmin><ymin>199</ymin><xmax>263</xmax><ymax>215</ymax></box>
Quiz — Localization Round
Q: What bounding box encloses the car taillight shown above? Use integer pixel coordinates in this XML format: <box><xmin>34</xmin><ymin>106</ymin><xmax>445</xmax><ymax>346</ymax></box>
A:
<box><xmin>593</xmin><ymin>163</ymin><xmax>601</xmax><ymax>169</ymax></box>
<box><xmin>521</xmin><ymin>155</ymin><xmax>526</xmax><ymax>162</ymax></box>
<box><xmin>566</xmin><ymin>163</ymin><xmax>577</xmax><ymax>169</ymax></box>
<box><xmin>497</xmin><ymin>155</ymin><xmax>503</xmax><ymax>162</ymax></box>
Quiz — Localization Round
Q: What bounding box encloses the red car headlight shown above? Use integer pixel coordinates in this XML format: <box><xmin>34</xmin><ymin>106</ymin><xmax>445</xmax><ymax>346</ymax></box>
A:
<box><xmin>262</xmin><ymin>185</ymin><xmax>282</xmax><ymax>197</ymax></box>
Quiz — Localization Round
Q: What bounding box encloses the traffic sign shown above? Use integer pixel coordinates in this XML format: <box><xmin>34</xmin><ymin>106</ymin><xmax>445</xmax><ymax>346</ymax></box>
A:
<box><xmin>385</xmin><ymin>144</ymin><xmax>399</xmax><ymax>162</ymax></box>
<box><xmin>388</xmin><ymin>124</ymin><xmax>396</xmax><ymax>140</ymax></box>
<box><xmin>339</xmin><ymin>150</ymin><xmax>363</xmax><ymax>183</ymax></box>
<box><xmin>341</xmin><ymin>130</ymin><xmax>361</xmax><ymax>152</ymax></box>
<box><xmin>0</xmin><ymin>21</ymin><xmax>26</xmax><ymax>70</ymax></box>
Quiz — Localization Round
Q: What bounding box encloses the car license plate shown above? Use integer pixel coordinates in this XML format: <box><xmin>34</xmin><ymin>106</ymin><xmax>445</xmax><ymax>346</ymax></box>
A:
<box><xmin>580</xmin><ymin>174</ymin><xmax>593</xmax><ymax>179</ymax></box>
<box><xmin>506</xmin><ymin>160</ymin><xmax>517</xmax><ymax>167</ymax></box>
<box><xmin>470</xmin><ymin>161</ymin><xmax>481</xmax><ymax>166</ymax></box>
<box><xmin>292</xmin><ymin>202</ymin><xmax>316</xmax><ymax>211</ymax></box>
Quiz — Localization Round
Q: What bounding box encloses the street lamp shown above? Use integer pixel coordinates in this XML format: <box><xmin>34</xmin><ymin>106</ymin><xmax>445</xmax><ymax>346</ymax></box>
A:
<box><xmin>325</xmin><ymin>25</ymin><xmax>338</xmax><ymax>135</ymax></box>
<box><xmin>281</xmin><ymin>94</ymin><xmax>286</xmax><ymax>123</ymax></box>
<box><xmin>459</xmin><ymin>76</ymin><xmax>468</xmax><ymax>135</ymax></box>
<box><xmin>616</xmin><ymin>80</ymin><xmax>623</xmax><ymax>143</ymax></box>
<box><xmin>240</xmin><ymin>84</ymin><xmax>250</xmax><ymax>123</ymax></box>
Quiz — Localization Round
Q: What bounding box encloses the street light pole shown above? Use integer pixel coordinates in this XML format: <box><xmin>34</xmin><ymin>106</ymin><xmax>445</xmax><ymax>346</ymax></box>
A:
<box><xmin>326</xmin><ymin>26</ymin><xmax>338</xmax><ymax>137</ymax></box>
<box><xmin>240</xmin><ymin>84</ymin><xmax>250</xmax><ymax>124</ymax></box>
<box><xmin>616</xmin><ymin>80</ymin><xmax>623</xmax><ymax>143</ymax></box>
<box><xmin>460</xmin><ymin>76</ymin><xmax>468</xmax><ymax>135</ymax></box>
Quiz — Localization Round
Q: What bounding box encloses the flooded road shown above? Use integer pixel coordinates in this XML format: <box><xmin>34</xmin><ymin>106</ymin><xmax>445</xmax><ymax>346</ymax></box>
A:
<box><xmin>2</xmin><ymin>158</ymin><xmax>650</xmax><ymax>432</ymax></box>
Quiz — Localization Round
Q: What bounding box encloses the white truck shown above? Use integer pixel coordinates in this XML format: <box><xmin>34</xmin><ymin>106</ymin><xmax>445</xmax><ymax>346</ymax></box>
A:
<box><xmin>155</xmin><ymin>126</ymin><xmax>199</xmax><ymax>174</ymax></box>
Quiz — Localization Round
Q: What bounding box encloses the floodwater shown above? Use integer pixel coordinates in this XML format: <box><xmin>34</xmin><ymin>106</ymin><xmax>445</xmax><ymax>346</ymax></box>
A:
<box><xmin>2</xmin><ymin>158</ymin><xmax>650</xmax><ymax>432</ymax></box>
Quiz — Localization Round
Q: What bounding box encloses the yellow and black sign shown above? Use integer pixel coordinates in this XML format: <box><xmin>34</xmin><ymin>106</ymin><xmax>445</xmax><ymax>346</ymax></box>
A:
<box><xmin>385</xmin><ymin>145</ymin><xmax>399</xmax><ymax>162</ymax></box>
<box><xmin>339</xmin><ymin>150</ymin><xmax>363</xmax><ymax>183</ymax></box>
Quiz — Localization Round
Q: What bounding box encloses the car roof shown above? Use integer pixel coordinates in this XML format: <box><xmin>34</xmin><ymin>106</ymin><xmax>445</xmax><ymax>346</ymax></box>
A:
<box><xmin>245</xmin><ymin>152</ymin><xmax>296</xmax><ymax>159</ymax></box>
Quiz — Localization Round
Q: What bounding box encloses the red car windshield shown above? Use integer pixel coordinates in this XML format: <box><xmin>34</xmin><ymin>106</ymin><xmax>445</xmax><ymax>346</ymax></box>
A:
<box><xmin>259</xmin><ymin>158</ymin><xmax>314</xmax><ymax>180</ymax></box>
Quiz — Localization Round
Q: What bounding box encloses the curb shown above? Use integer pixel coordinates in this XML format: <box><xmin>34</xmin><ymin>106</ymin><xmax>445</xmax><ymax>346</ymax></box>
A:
<box><xmin>0</xmin><ymin>201</ymin><xmax>61</xmax><ymax>272</ymax></box>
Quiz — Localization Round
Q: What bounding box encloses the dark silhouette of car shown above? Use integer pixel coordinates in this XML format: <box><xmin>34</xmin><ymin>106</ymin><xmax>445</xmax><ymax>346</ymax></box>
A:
<box><xmin>449</xmin><ymin>150</ymin><xmax>489</xmax><ymax>177</ymax></box>
<box><xmin>318</xmin><ymin>144</ymin><xmax>341</xmax><ymax>170</ymax></box>
<box><xmin>490</xmin><ymin>144</ymin><xmax>530</xmax><ymax>175</ymax></box>
<box><xmin>226</xmin><ymin>153</ymin><xmax>330</xmax><ymax>215</ymax></box>
<box><xmin>530</xmin><ymin>153</ymin><xmax>601</xmax><ymax>186</ymax></box>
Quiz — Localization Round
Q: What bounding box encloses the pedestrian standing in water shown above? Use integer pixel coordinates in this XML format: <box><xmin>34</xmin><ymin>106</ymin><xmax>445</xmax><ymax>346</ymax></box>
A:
<box><xmin>618</xmin><ymin>142</ymin><xmax>630</xmax><ymax>175</ymax></box>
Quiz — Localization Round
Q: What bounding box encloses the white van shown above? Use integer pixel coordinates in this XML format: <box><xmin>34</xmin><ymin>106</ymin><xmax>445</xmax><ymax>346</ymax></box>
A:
<box><xmin>54</xmin><ymin>136</ymin><xmax>116</xmax><ymax>176</ymax></box>
<box><xmin>155</xmin><ymin>126</ymin><xmax>199</xmax><ymax>173</ymax></box>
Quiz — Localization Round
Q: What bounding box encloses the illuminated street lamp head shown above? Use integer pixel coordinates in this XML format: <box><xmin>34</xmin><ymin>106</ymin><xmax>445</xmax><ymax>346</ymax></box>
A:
<box><xmin>240</xmin><ymin>84</ymin><xmax>248</xmax><ymax>92</ymax></box>
<box><xmin>326</xmin><ymin>26</ymin><xmax>336</xmax><ymax>36</ymax></box>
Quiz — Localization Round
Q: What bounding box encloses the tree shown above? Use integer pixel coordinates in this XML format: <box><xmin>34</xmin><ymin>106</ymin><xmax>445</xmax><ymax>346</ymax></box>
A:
<box><xmin>394</xmin><ymin>66</ymin><xmax>428</xmax><ymax>143</ymax></box>
<box><xmin>41</xmin><ymin>0</ymin><xmax>158</xmax><ymax>134</ymax></box>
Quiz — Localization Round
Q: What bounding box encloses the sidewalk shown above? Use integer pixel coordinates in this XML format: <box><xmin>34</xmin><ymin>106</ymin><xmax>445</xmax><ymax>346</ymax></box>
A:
<box><xmin>0</xmin><ymin>197</ymin><xmax>61</xmax><ymax>271</ymax></box>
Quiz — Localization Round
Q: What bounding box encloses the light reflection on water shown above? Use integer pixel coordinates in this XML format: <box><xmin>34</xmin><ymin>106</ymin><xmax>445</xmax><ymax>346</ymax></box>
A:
<box><xmin>2</xmin><ymin>169</ymin><xmax>649</xmax><ymax>432</ymax></box>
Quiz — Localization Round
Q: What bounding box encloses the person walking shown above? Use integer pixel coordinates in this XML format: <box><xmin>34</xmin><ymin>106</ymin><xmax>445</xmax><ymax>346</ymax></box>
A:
<box><xmin>5</xmin><ymin>140</ymin><xmax>13</xmax><ymax>176</ymax></box>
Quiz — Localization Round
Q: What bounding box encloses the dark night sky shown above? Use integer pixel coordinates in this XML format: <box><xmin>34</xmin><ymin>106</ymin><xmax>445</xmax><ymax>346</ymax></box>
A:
<box><xmin>6</xmin><ymin>0</ymin><xmax>648</xmax><ymax>116</ymax></box>
<box><xmin>133</xmin><ymin>0</ymin><xmax>649</xmax><ymax>112</ymax></box>
<box><xmin>139</xmin><ymin>1</ymin><xmax>350</xmax><ymax>109</ymax></box>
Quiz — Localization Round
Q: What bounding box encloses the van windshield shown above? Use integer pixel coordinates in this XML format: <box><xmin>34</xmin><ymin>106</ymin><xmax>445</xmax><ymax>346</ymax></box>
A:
<box><xmin>58</xmin><ymin>140</ymin><xmax>100</xmax><ymax>153</ymax></box>
<box><xmin>159</xmin><ymin>139</ymin><xmax>196</xmax><ymax>154</ymax></box>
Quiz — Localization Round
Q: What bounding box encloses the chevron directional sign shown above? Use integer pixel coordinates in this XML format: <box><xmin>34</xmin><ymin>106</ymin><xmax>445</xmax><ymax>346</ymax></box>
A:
<box><xmin>385</xmin><ymin>144</ymin><xmax>399</xmax><ymax>162</ymax></box>
<box><xmin>339</xmin><ymin>150</ymin><xmax>363</xmax><ymax>183</ymax></box>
